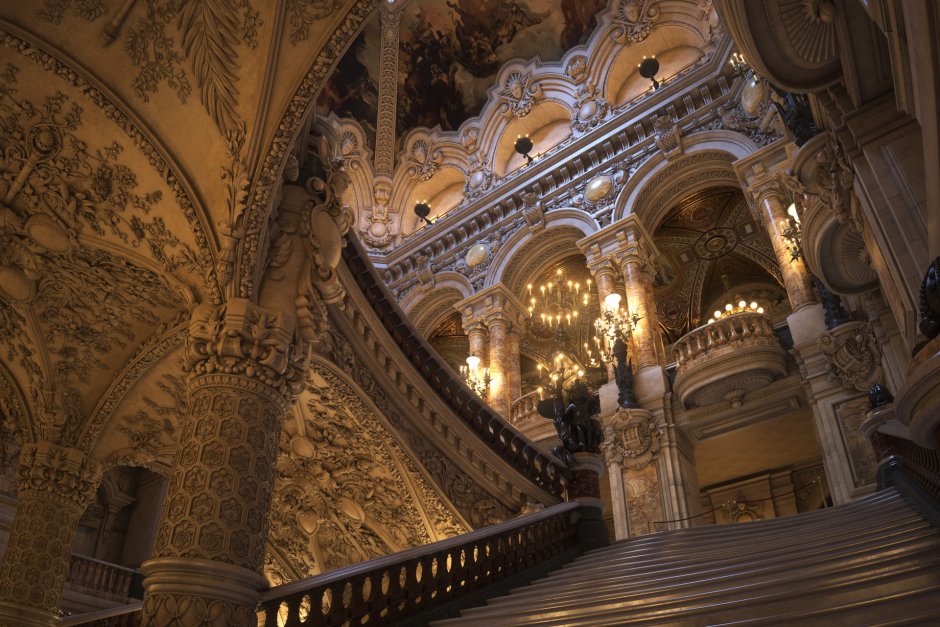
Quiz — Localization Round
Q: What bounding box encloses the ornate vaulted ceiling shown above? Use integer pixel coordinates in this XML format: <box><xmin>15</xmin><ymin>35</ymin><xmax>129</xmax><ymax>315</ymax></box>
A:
<box><xmin>0</xmin><ymin>0</ymin><xmax>373</xmax><ymax>450</ymax></box>
<box><xmin>652</xmin><ymin>187</ymin><xmax>784</xmax><ymax>341</ymax></box>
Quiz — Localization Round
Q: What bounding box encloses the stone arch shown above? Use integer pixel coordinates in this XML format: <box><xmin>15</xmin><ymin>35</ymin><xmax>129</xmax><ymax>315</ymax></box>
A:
<box><xmin>490</xmin><ymin>225</ymin><xmax>591</xmax><ymax>296</ymax></box>
<box><xmin>615</xmin><ymin>130</ymin><xmax>759</xmax><ymax>230</ymax></box>
<box><xmin>409</xmin><ymin>287</ymin><xmax>465</xmax><ymax>338</ymax></box>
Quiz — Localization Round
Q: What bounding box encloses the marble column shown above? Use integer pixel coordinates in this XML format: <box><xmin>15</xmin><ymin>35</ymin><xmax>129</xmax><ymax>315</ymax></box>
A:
<box><xmin>464</xmin><ymin>320</ymin><xmax>488</xmax><ymax>364</ymax></box>
<box><xmin>588</xmin><ymin>257</ymin><xmax>620</xmax><ymax>381</ymax></box>
<box><xmin>140</xmin><ymin>299</ymin><xmax>302</xmax><ymax>627</ymax></box>
<box><xmin>0</xmin><ymin>442</ymin><xmax>103</xmax><ymax>627</ymax></box>
<box><xmin>618</xmin><ymin>247</ymin><xmax>660</xmax><ymax>371</ymax></box>
<box><xmin>486</xmin><ymin>313</ymin><xmax>510</xmax><ymax>416</ymax></box>
<box><xmin>752</xmin><ymin>181</ymin><xmax>817</xmax><ymax>311</ymax></box>
<box><xmin>506</xmin><ymin>325</ymin><xmax>522</xmax><ymax>409</ymax></box>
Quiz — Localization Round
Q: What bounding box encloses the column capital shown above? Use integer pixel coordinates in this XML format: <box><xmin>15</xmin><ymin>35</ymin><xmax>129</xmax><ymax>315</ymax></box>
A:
<box><xmin>577</xmin><ymin>214</ymin><xmax>660</xmax><ymax>271</ymax></box>
<box><xmin>16</xmin><ymin>441</ymin><xmax>102</xmax><ymax>507</ymax></box>
<box><xmin>184</xmin><ymin>299</ymin><xmax>306</xmax><ymax>403</ymax></box>
<box><xmin>456</xmin><ymin>282</ymin><xmax>530</xmax><ymax>328</ymax></box>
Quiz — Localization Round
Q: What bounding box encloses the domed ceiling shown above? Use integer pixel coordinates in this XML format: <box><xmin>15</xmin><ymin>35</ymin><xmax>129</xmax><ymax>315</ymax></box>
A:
<box><xmin>317</xmin><ymin>0</ymin><xmax>609</xmax><ymax>151</ymax></box>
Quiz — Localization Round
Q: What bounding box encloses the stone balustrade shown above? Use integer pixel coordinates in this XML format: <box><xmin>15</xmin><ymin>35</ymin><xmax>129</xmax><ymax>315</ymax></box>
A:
<box><xmin>673</xmin><ymin>312</ymin><xmax>788</xmax><ymax>408</ymax></box>
<box><xmin>510</xmin><ymin>390</ymin><xmax>541</xmax><ymax>426</ymax></box>
<box><xmin>66</xmin><ymin>554</ymin><xmax>139</xmax><ymax>603</ymax></box>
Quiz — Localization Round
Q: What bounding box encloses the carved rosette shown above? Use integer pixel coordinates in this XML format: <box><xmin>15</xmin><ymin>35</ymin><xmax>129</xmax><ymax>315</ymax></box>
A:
<box><xmin>601</xmin><ymin>407</ymin><xmax>661</xmax><ymax>470</ymax></box>
<box><xmin>0</xmin><ymin>442</ymin><xmax>102</xmax><ymax>625</ymax></box>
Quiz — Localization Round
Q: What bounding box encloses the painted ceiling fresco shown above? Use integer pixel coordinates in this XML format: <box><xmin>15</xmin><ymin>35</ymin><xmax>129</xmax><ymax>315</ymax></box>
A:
<box><xmin>652</xmin><ymin>188</ymin><xmax>784</xmax><ymax>342</ymax></box>
<box><xmin>397</xmin><ymin>0</ymin><xmax>608</xmax><ymax>136</ymax></box>
<box><xmin>317</xmin><ymin>0</ymin><xmax>610</xmax><ymax>152</ymax></box>
<box><xmin>315</xmin><ymin>18</ymin><xmax>381</xmax><ymax>150</ymax></box>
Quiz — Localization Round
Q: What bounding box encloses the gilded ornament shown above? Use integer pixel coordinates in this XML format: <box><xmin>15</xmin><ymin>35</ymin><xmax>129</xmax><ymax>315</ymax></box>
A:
<box><xmin>584</xmin><ymin>176</ymin><xmax>614</xmax><ymax>202</ymax></box>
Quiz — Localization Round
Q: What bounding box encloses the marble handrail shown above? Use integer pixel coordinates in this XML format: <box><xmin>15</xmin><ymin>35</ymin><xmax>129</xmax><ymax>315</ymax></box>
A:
<box><xmin>673</xmin><ymin>312</ymin><xmax>777</xmax><ymax>367</ymax></box>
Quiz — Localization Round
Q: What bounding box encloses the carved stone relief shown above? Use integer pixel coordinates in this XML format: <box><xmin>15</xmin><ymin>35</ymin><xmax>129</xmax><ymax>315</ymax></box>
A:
<box><xmin>610</xmin><ymin>0</ymin><xmax>660</xmax><ymax>45</ymax></box>
<box><xmin>818</xmin><ymin>322</ymin><xmax>882</xmax><ymax>392</ymax></box>
<box><xmin>318</xmin><ymin>328</ymin><xmax>512</xmax><ymax>528</ymax></box>
<box><xmin>601</xmin><ymin>407</ymin><xmax>661</xmax><ymax>470</ymax></box>
<box><xmin>833</xmin><ymin>396</ymin><xmax>878</xmax><ymax>488</ymax></box>
<box><xmin>498</xmin><ymin>71</ymin><xmax>542</xmax><ymax>119</ymax></box>
<box><xmin>265</xmin><ymin>363</ymin><xmax>466</xmax><ymax>582</ymax></box>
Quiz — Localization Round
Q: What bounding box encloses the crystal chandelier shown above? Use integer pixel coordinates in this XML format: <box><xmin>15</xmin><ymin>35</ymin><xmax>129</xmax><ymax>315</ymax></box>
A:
<box><xmin>459</xmin><ymin>353</ymin><xmax>491</xmax><ymax>399</ymax></box>
<box><xmin>526</xmin><ymin>270</ymin><xmax>595</xmax><ymax>329</ymax></box>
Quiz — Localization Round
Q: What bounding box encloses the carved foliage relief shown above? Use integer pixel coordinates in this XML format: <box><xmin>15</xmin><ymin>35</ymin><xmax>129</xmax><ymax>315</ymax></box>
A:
<box><xmin>265</xmin><ymin>363</ymin><xmax>465</xmax><ymax>583</ymax></box>
<box><xmin>0</xmin><ymin>61</ymin><xmax>192</xmax><ymax>438</ymax></box>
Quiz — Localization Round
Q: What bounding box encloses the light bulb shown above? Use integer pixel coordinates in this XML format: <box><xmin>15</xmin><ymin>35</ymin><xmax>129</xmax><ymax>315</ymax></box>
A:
<box><xmin>750</xmin><ymin>301</ymin><xmax>758</xmax><ymax>309</ymax></box>
<box><xmin>604</xmin><ymin>293</ymin><xmax>622</xmax><ymax>313</ymax></box>
<box><xmin>725</xmin><ymin>303</ymin><xmax>733</xmax><ymax>311</ymax></box>
<box><xmin>714</xmin><ymin>310</ymin><xmax>722</xmax><ymax>318</ymax></box>
<box><xmin>466</xmin><ymin>355</ymin><xmax>481</xmax><ymax>371</ymax></box>
<box><xmin>758</xmin><ymin>307</ymin><xmax>765</xmax><ymax>313</ymax></box>
<box><xmin>738</xmin><ymin>300</ymin><xmax>746</xmax><ymax>308</ymax></box>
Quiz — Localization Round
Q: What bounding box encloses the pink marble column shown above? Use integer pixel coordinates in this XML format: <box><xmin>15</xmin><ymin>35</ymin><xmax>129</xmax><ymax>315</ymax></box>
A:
<box><xmin>753</xmin><ymin>183</ymin><xmax>817</xmax><ymax>311</ymax></box>
<box><xmin>486</xmin><ymin>314</ymin><xmax>510</xmax><ymax>416</ymax></box>
<box><xmin>464</xmin><ymin>320</ymin><xmax>488</xmax><ymax>363</ymax></box>
<box><xmin>619</xmin><ymin>249</ymin><xmax>660</xmax><ymax>370</ymax></box>
<box><xmin>589</xmin><ymin>258</ymin><xmax>620</xmax><ymax>380</ymax></box>
<box><xmin>506</xmin><ymin>325</ymin><xmax>522</xmax><ymax>410</ymax></box>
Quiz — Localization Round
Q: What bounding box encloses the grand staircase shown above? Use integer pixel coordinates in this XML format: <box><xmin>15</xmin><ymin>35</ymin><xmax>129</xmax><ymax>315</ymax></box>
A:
<box><xmin>432</xmin><ymin>489</ymin><xmax>940</xmax><ymax>626</ymax></box>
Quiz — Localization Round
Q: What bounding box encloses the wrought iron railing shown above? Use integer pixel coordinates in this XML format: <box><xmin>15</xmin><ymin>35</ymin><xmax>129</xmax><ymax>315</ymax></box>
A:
<box><xmin>258</xmin><ymin>501</ymin><xmax>581</xmax><ymax>627</ymax></box>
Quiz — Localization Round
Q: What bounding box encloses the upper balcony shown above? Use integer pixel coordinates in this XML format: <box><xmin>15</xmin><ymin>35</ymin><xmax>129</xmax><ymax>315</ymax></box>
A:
<box><xmin>673</xmin><ymin>312</ymin><xmax>788</xmax><ymax>409</ymax></box>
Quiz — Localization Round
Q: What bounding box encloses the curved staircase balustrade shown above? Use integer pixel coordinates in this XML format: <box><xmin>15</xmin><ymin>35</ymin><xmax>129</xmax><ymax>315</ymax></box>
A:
<box><xmin>672</xmin><ymin>311</ymin><xmax>788</xmax><ymax>408</ymax></box>
<box><xmin>509</xmin><ymin>390</ymin><xmax>541</xmax><ymax>427</ymax></box>
<box><xmin>258</xmin><ymin>501</ymin><xmax>581</xmax><ymax>627</ymax></box>
<box><xmin>343</xmin><ymin>234</ymin><xmax>566</xmax><ymax>496</ymax></box>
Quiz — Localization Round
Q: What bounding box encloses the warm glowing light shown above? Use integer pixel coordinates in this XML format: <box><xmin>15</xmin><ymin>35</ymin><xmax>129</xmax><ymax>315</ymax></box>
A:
<box><xmin>604</xmin><ymin>293</ymin><xmax>622</xmax><ymax>313</ymax></box>
<box><xmin>714</xmin><ymin>310</ymin><xmax>722</xmax><ymax>318</ymax></box>
<box><xmin>725</xmin><ymin>304</ymin><xmax>733</xmax><ymax>311</ymax></box>
<box><xmin>466</xmin><ymin>355</ymin><xmax>481</xmax><ymax>371</ymax></box>
<box><xmin>738</xmin><ymin>300</ymin><xmax>747</xmax><ymax>308</ymax></box>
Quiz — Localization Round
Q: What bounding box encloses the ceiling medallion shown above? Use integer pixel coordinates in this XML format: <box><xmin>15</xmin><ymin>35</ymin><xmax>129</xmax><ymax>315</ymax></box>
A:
<box><xmin>694</xmin><ymin>227</ymin><xmax>738</xmax><ymax>260</ymax></box>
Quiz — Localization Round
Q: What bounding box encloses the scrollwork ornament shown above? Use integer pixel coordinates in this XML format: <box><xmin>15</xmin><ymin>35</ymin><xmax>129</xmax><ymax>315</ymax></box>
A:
<box><xmin>498</xmin><ymin>72</ymin><xmax>542</xmax><ymax>119</ymax></box>
<box><xmin>818</xmin><ymin>322</ymin><xmax>882</xmax><ymax>392</ymax></box>
<box><xmin>405</xmin><ymin>139</ymin><xmax>443</xmax><ymax>181</ymax></box>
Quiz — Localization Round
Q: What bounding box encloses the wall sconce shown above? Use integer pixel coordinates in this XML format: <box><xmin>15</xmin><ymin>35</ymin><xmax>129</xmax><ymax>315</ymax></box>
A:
<box><xmin>638</xmin><ymin>56</ymin><xmax>660</xmax><ymax>90</ymax></box>
<box><xmin>413</xmin><ymin>201</ymin><xmax>432</xmax><ymax>225</ymax></box>
<box><xmin>514</xmin><ymin>136</ymin><xmax>534</xmax><ymax>164</ymax></box>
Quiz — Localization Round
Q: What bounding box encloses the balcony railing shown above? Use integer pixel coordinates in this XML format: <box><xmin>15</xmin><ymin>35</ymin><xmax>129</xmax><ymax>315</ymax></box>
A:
<box><xmin>673</xmin><ymin>312</ymin><xmax>788</xmax><ymax>408</ymax></box>
<box><xmin>509</xmin><ymin>389</ymin><xmax>541</xmax><ymax>427</ymax></box>
<box><xmin>65</xmin><ymin>554</ymin><xmax>139</xmax><ymax>603</ymax></box>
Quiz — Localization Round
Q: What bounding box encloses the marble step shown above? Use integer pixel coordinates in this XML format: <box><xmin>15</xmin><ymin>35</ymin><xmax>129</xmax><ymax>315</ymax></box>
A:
<box><xmin>431</xmin><ymin>489</ymin><xmax>940</xmax><ymax>626</ymax></box>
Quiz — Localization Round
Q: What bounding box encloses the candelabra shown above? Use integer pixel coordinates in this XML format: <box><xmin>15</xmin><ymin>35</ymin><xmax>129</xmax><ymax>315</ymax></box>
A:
<box><xmin>781</xmin><ymin>202</ymin><xmax>803</xmax><ymax>262</ymax></box>
<box><xmin>591</xmin><ymin>293</ymin><xmax>641</xmax><ymax>366</ymax></box>
<box><xmin>459</xmin><ymin>354</ymin><xmax>491</xmax><ymax>399</ymax></box>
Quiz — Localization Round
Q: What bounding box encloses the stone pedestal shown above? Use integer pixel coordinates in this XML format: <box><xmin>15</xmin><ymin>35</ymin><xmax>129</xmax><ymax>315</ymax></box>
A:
<box><xmin>896</xmin><ymin>335</ymin><xmax>940</xmax><ymax>450</ymax></box>
<box><xmin>569</xmin><ymin>452</ymin><xmax>608</xmax><ymax>550</ymax></box>
<box><xmin>600</xmin><ymin>408</ymin><xmax>667</xmax><ymax>539</ymax></box>
<box><xmin>0</xmin><ymin>442</ymin><xmax>103</xmax><ymax>627</ymax></box>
